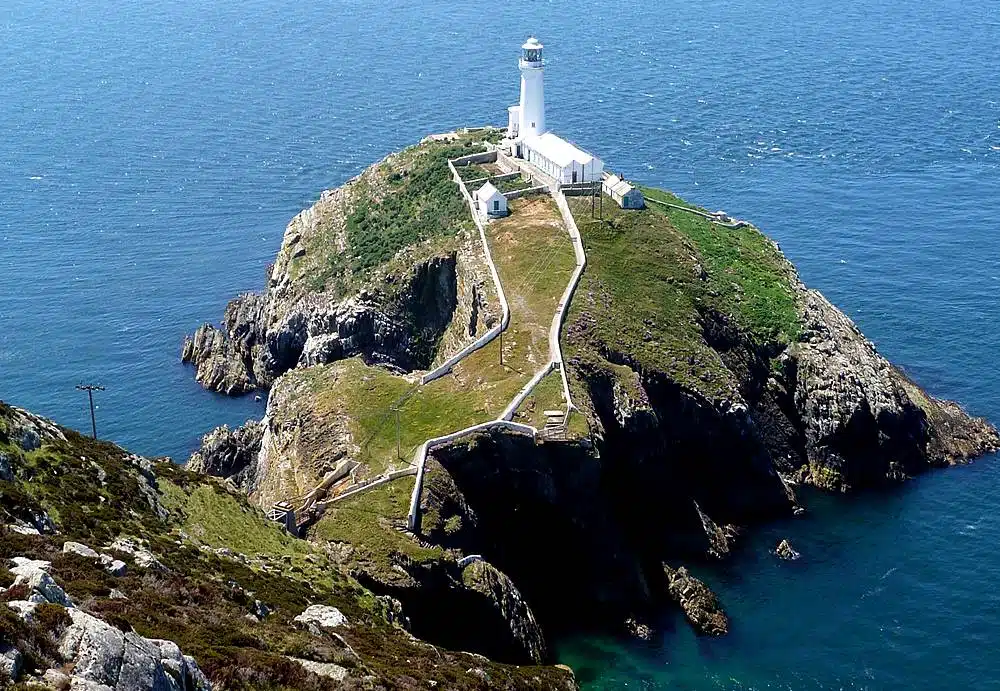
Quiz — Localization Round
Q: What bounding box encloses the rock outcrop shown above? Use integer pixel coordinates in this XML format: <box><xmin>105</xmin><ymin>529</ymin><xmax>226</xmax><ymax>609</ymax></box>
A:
<box><xmin>775</xmin><ymin>538</ymin><xmax>800</xmax><ymax>560</ymax></box>
<box><xmin>461</xmin><ymin>559</ymin><xmax>548</xmax><ymax>664</ymax></box>
<box><xmin>662</xmin><ymin>565</ymin><xmax>729</xmax><ymax>636</ymax></box>
<box><xmin>789</xmin><ymin>288</ymin><xmax>1000</xmax><ymax>490</ymax></box>
<box><xmin>186</xmin><ymin>419</ymin><xmax>265</xmax><ymax>492</ymax></box>
<box><xmin>56</xmin><ymin>608</ymin><xmax>211</xmax><ymax>691</ymax></box>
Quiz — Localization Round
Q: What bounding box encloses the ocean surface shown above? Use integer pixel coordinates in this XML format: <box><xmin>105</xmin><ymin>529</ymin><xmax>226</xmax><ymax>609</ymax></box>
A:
<box><xmin>2</xmin><ymin>0</ymin><xmax>998</xmax><ymax>688</ymax></box>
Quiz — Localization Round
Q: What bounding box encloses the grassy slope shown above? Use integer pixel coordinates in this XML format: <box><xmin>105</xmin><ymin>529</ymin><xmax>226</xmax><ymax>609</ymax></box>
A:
<box><xmin>0</xmin><ymin>403</ymin><xmax>573</xmax><ymax>690</ymax></box>
<box><xmin>293</xmin><ymin>134</ymin><xmax>486</xmax><ymax>295</ymax></box>
<box><xmin>302</xmin><ymin>195</ymin><xmax>576</xmax><ymax>572</ymax></box>
<box><xmin>565</xmin><ymin>189</ymin><xmax>800</xmax><ymax>402</ymax></box>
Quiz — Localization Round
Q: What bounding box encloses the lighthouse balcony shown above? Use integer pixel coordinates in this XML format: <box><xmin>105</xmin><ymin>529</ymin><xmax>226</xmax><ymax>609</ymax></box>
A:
<box><xmin>519</xmin><ymin>57</ymin><xmax>545</xmax><ymax>69</ymax></box>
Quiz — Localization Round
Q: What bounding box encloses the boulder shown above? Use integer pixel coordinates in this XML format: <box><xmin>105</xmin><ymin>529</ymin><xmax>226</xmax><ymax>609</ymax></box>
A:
<box><xmin>293</xmin><ymin>605</ymin><xmax>348</xmax><ymax>631</ymax></box>
<box><xmin>108</xmin><ymin>537</ymin><xmax>164</xmax><ymax>572</ymax></box>
<box><xmin>287</xmin><ymin>657</ymin><xmax>348</xmax><ymax>682</ymax></box>
<box><xmin>663</xmin><ymin>565</ymin><xmax>728</xmax><ymax>637</ymax></box>
<box><xmin>58</xmin><ymin>608</ymin><xmax>211</xmax><ymax>690</ymax></box>
<box><xmin>775</xmin><ymin>539</ymin><xmax>801</xmax><ymax>560</ymax></box>
<box><xmin>6</xmin><ymin>600</ymin><xmax>39</xmax><ymax>622</ymax></box>
<box><xmin>100</xmin><ymin>554</ymin><xmax>128</xmax><ymax>576</ymax></box>
<box><xmin>64</xmin><ymin>541</ymin><xmax>100</xmax><ymax>560</ymax></box>
<box><xmin>10</xmin><ymin>558</ymin><xmax>73</xmax><ymax>607</ymax></box>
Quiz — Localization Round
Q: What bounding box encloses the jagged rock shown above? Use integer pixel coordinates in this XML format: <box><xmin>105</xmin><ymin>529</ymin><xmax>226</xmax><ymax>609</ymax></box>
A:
<box><xmin>0</xmin><ymin>451</ymin><xmax>12</xmax><ymax>482</ymax></box>
<box><xmin>461</xmin><ymin>560</ymin><xmax>548</xmax><ymax>664</ymax></box>
<box><xmin>102</xmin><ymin>556</ymin><xmax>128</xmax><ymax>577</ymax></box>
<box><xmin>6</xmin><ymin>600</ymin><xmax>39</xmax><ymax>622</ymax></box>
<box><xmin>58</xmin><ymin>608</ymin><xmax>211</xmax><ymax>690</ymax></box>
<box><xmin>775</xmin><ymin>539</ymin><xmax>800</xmax><ymax>560</ymax></box>
<box><xmin>0</xmin><ymin>643</ymin><xmax>22</xmax><ymax>682</ymax></box>
<box><xmin>186</xmin><ymin>420</ymin><xmax>264</xmax><ymax>493</ymax></box>
<box><xmin>293</xmin><ymin>605</ymin><xmax>349</xmax><ymax>631</ymax></box>
<box><xmin>663</xmin><ymin>565</ymin><xmax>728</xmax><ymax>637</ymax></box>
<box><xmin>251</xmin><ymin>600</ymin><xmax>270</xmax><ymax>620</ymax></box>
<box><xmin>10</xmin><ymin>557</ymin><xmax>74</xmax><ymax>607</ymax></box>
<box><xmin>108</xmin><ymin>537</ymin><xmax>164</xmax><ymax>572</ymax></box>
<box><xmin>624</xmin><ymin>617</ymin><xmax>654</xmax><ymax>641</ymax></box>
<box><xmin>791</xmin><ymin>289</ymin><xmax>1000</xmax><ymax>490</ymax></box>
<box><xmin>181</xmin><ymin>323</ymin><xmax>256</xmax><ymax>396</ymax></box>
<box><xmin>64</xmin><ymin>541</ymin><xmax>100</xmax><ymax>560</ymax></box>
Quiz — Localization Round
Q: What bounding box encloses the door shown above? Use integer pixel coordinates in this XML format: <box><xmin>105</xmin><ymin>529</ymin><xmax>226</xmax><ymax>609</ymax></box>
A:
<box><xmin>572</xmin><ymin>170</ymin><xmax>578</xmax><ymax>183</ymax></box>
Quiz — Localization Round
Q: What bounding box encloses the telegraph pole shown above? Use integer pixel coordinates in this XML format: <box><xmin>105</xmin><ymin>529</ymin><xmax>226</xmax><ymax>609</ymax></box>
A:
<box><xmin>394</xmin><ymin>407</ymin><xmax>401</xmax><ymax>459</ymax></box>
<box><xmin>75</xmin><ymin>384</ymin><xmax>105</xmax><ymax>439</ymax></box>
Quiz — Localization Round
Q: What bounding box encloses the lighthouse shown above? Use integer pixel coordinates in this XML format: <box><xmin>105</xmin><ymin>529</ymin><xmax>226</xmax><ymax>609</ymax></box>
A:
<box><xmin>512</xmin><ymin>37</ymin><xmax>545</xmax><ymax>141</ymax></box>
<box><xmin>505</xmin><ymin>37</ymin><xmax>605</xmax><ymax>185</ymax></box>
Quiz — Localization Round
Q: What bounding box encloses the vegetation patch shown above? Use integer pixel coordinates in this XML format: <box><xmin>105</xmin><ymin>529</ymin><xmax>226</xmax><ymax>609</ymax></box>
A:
<box><xmin>565</xmin><ymin>188</ymin><xmax>801</xmax><ymax>400</ymax></box>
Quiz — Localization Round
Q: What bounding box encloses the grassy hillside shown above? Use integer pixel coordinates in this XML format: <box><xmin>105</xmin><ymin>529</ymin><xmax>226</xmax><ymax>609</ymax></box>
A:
<box><xmin>292</xmin><ymin>133</ymin><xmax>487</xmax><ymax>295</ymax></box>
<box><xmin>564</xmin><ymin>188</ymin><xmax>800</xmax><ymax>401</ymax></box>
<box><xmin>0</xmin><ymin>402</ymin><xmax>574</xmax><ymax>689</ymax></box>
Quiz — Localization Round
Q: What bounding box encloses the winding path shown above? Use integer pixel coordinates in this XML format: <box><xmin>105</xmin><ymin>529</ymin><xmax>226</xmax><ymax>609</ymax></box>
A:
<box><xmin>288</xmin><ymin>148</ymin><xmax>588</xmax><ymax>535</ymax></box>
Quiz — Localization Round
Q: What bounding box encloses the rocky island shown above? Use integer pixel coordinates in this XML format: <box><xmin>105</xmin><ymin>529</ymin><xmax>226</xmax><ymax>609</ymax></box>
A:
<box><xmin>3</xmin><ymin>129</ymin><xmax>997</xmax><ymax>690</ymax></box>
<box><xmin>180</xmin><ymin>130</ymin><xmax>996</xmax><ymax>657</ymax></box>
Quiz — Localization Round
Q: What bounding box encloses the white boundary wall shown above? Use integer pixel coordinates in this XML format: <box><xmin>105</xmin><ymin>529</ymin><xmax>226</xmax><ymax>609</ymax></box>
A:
<box><xmin>407</xmin><ymin>421</ymin><xmax>537</xmax><ymax>530</ymax></box>
<box><xmin>420</xmin><ymin>161</ymin><xmax>511</xmax><ymax>384</ymax></box>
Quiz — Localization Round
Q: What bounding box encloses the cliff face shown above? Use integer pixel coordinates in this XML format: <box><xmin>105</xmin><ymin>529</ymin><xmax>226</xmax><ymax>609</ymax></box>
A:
<box><xmin>182</xmin><ymin>134</ymin><xmax>498</xmax><ymax>396</ymax></box>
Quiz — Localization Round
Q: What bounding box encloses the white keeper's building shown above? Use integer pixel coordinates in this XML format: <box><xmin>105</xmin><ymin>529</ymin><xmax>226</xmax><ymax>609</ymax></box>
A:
<box><xmin>507</xmin><ymin>37</ymin><xmax>604</xmax><ymax>186</ymax></box>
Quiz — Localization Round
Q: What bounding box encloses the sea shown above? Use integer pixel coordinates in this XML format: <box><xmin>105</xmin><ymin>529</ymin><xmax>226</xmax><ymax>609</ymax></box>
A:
<box><xmin>2</xmin><ymin>0</ymin><xmax>998</xmax><ymax>688</ymax></box>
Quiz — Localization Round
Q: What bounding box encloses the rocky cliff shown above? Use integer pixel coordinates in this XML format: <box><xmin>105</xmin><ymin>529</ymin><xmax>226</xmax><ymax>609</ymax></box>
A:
<box><xmin>182</xmin><ymin>134</ymin><xmax>498</xmax><ymax>396</ymax></box>
<box><xmin>182</xmin><ymin>135</ymin><xmax>998</xmax><ymax>666</ymax></box>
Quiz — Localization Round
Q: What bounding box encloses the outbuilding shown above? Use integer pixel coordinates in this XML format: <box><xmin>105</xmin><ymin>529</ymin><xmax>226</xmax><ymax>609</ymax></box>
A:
<box><xmin>475</xmin><ymin>181</ymin><xmax>508</xmax><ymax>217</ymax></box>
<box><xmin>603</xmin><ymin>174</ymin><xmax>645</xmax><ymax>209</ymax></box>
<box><xmin>521</xmin><ymin>132</ymin><xmax>604</xmax><ymax>185</ymax></box>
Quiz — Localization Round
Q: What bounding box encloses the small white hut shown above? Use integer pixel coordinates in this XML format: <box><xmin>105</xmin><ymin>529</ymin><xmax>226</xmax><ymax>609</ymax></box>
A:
<box><xmin>603</xmin><ymin>174</ymin><xmax>645</xmax><ymax>209</ymax></box>
<box><xmin>475</xmin><ymin>181</ymin><xmax>507</xmax><ymax>217</ymax></box>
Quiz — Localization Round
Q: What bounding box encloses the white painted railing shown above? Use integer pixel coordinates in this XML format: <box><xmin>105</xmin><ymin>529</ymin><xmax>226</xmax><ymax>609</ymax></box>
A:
<box><xmin>552</xmin><ymin>191</ymin><xmax>588</xmax><ymax>413</ymax></box>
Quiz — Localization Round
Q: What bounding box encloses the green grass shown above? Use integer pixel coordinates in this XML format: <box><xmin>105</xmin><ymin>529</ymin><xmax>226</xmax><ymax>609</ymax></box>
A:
<box><xmin>513</xmin><ymin>370</ymin><xmax>566</xmax><ymax>430</ymax></box>
<box><xmin>345</xmin><ymin>142</ymin><xmax>482</xmax><ymax>274</ymax></box>
<box><xmin>295</xmin><ymin>196</ymin><xmax>577</xmax><ymax>574</ymax></box>
<box><xmin>297</xmin><ymin>134</ymin><xmax>486</xmax><ymax>295</ymax></box>
<box><xmin>310</xmin><ymin>478</ymin><xmax>444</xmax><ymax>571</ymax></box>
<box><xmin>159</xmin><ymin>481</ymin><xmax>312</xmax><ymax>559</ymax></box>
<box><xmin>640</xmin><ymin>187</ymin><xmax>800</xmax><ymax>344</ymax></box>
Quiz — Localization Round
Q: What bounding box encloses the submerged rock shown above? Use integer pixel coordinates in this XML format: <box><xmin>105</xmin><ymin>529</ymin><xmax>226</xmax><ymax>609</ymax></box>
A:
<box><xmin>663</xmin><ymin>565</ymin><xmax>728</xmax><ymax>637</ymax></box>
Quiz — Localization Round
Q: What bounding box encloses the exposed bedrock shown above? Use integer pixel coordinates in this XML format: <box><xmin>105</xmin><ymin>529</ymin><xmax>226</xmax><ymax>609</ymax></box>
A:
<box><xmin>186</xmin><ymin>419</ymin><xmax>264</xmax><ymax>493</ymax></box>
<box><xmin>788</xmin><ymin>288</ymin><xmax>999</xmax><ymax>490</ymax></box>
<box><xmin>182</xmin><ymin>253</ymin><xmax>461</xmax><ymax>395</ymax></box>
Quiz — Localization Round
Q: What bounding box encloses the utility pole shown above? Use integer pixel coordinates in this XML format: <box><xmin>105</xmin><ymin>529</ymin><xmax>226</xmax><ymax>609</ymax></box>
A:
<box><xmin>75</xmin><ymin>384</ymin><xmax>105</xmax><ymax>439</ymax></box>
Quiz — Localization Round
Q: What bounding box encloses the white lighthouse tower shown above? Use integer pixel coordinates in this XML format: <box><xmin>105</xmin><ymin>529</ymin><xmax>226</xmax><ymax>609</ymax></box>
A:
<box><xmin>517</xmin><ymin>37</ymin><xmax>545</xmax><ymax>140</ymax></box>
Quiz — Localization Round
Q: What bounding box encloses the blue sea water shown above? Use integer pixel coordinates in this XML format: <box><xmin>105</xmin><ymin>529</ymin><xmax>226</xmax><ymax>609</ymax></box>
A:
<box><xmin>1</xmin><ymin>0</ymin><xmax>998</xmax><ymax>688</ymax></box>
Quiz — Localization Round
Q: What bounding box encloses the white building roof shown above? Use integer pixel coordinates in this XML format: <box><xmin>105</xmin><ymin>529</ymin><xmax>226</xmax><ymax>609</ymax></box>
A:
<box><xmin>522</xmin><ymin>37</ymin><xmax>543</xmax><ymax>51</ymax></box>
<box><xmin>476</xmin><ymin>181</ymin><xmax>502</xmax><ymax>199</ymax></box>
<box><xmin>604</xmin><ymin>174</ymin><xmax>636</xmax><ymax>196</ymax></box>
<box><xmin>524</xmin><ymin>132</ymin><xmax>596</xmax><ymax>168</ymax></box>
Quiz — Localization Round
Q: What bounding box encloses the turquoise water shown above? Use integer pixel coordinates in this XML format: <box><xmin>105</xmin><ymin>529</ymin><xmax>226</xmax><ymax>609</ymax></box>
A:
<box><xmin>2</xmin><ymin>0</ymin><xmax>999</xmax><ymax>687</ymax></box>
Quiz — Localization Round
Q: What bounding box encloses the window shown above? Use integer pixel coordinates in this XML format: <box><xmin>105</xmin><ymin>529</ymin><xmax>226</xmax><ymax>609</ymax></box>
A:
<box><xmin>494</xmin><ymin>200</ymin><xmax>500</xmax><ymax>212</ymax></box>
<box><xmin>531</xmin><ymin>122</ymin><xmax>535</xmax><ymax>128</ymax></box>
